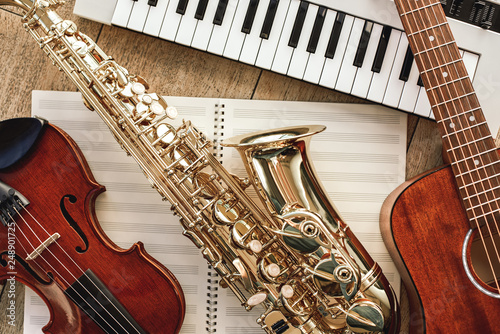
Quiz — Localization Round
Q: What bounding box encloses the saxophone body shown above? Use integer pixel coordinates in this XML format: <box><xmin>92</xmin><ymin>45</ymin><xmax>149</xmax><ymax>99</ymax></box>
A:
<box><xmin>2</xmin><ymin>1</ymin><xmax>399</xmax><ymax>332</ymax></box>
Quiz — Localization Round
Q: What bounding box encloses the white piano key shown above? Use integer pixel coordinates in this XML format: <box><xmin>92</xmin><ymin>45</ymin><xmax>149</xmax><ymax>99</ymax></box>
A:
<box><xmin>207</xmin><ymin>0</ymin><xmax>240</xmax><ymax>55</ymax></box>
<box><xmin>318</xmin><ymin>14</ymin><xmax>355</xmax><ymax>89</ymax></box>
<box><xmin>462</xmin><ymin>51</ymin><xmax>480</xmax><ymax>79</ymax></box>
<box><xmin>127</xmin><ymin>0</ymin><xmax>151</xmax><ymax>32</ymax></box>
<box><xmin>239</xmin><ymin>0</ymin><xmax>271</xmax><ymax>65</ymax></box>
<box><xmin>270</xmin><ymin>0</ymin><xmax>301</xmax><ymax>75</ymax></box>
<box><xmin>334</xmin><ymin>17</ymin><xmax>365</xmax><ymax>94</ymax></box>
<box><xmin>414</xmin><ymin>87</ymin><xmax>432</xmax><ymax>118</ymax></box>
<box><xmin>367</xmin><ymin>30</ymin><xmax>402</xmax><ymax>103</ymax></box>
<box><xmin>255</xmin><ymin>0</ymin><xmax>292</xmax><ymax>70</ymax></box>
<box><xmin>176</xmin><ymin>0</ymin><xmax>200</xmax><ymax>46</ymax></box>
<box><xmin>143</xmin><ymin>0</ymin><xmax>172</xmax><ymax>36</ymax></box>
<box><xmin>350</xmin><ymin>23</ymin><xmax>383</xmax><ymax>98</ymax></box>
<box><xmin>398</xmin><ymin>61</ymin><xmax>421</xmax><ymax>112</ymax></box>
<box><xmin>382</xmin><ymin>35</ymin><xmax>409</xmax><ymax>108</ymax></box>
<box><xmin>287</xmin><ymin>4</ymin><xmax>319</xmax><ymax>79</ymax></box>
<box><xmin>191</xmin><ymin>0</ymin><xmax>220</xmax><ymax>50</ymax></box>
<box><xmin>303</xmin><ymin>9</ymin><xmax>336</xmax><ymax>84</ymax></box>
<box><xmin>223</xmin><ymin>0</ymin><xmax>251</xmax><ymax>60</ymax></box>
<box><xmin>111</xmin><ymin>0</ymin><xmax>135</xmax><ymax>27</ymax></box>
<box><xmin>159</xmin><ymin>0</ymin><xmax>184</xmax><ymax>41</ymax></box>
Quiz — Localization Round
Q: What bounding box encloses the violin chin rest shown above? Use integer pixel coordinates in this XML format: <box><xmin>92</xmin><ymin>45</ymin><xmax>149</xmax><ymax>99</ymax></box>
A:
<box><xmin>0</xmin><ymin>117</ymin><xmax>46</xmax><ymax>169</ymax></box>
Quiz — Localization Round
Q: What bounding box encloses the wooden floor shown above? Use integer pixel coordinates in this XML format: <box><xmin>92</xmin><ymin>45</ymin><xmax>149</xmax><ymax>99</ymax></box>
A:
<box><xmin>0</xmin><ymin>1</ymin><xmax>451</xmax><ymax>333</ymax></box>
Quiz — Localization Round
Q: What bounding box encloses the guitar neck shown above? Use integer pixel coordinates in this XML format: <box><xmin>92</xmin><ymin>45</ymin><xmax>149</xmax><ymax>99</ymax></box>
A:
<box><xmin>394</xmin><ymin>0</ymin><xmax>500</xmax><ymax>228</ymax></box>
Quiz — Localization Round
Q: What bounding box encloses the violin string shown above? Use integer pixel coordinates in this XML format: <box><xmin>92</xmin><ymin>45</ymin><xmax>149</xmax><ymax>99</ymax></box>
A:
<box><xmin>9</xmin><ymin>206</ymin><xmax>139</xmax><ymax>334</ymax></box>
<box><xmin>404</xmin><ymin>0</ymin><xmax>500</xmax><ymax>290</ymax></box>
<box><xmin>424</xmin><ymin>0</ymin><xmax>500</xmax><ymax>290</ymax></box>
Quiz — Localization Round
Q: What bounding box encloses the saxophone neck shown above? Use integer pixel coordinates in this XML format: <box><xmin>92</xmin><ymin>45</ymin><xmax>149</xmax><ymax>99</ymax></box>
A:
<box><xmin>1</xmin><ymin>0</ymin><xmax>65</xmax><ymax>30</ymax></box>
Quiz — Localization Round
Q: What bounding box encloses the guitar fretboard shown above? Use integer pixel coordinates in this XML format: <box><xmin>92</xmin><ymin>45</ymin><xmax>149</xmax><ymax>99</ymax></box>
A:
<box><xmin>394</xmin><ymin>0</ymin><xmax>500</xmax><ymax>230</ymax></box>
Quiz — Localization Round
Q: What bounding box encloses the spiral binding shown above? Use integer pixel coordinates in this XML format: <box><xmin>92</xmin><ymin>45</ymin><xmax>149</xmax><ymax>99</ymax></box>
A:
<box><xmin>205</xmin><ymin>266</ymin><xmax>219</xmax><ymax>333</ymax></box>
<box><xmin>213</xmin><ymin>103</ymin><xmax>225</xmax><ymax>163</ymax></box>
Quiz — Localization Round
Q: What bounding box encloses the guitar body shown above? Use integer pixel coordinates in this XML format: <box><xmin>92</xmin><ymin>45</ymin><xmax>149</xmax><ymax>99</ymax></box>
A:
<box><xmin>381</xmin><ymin>164</ymin><xmax>500</xmax><ymax>333</ymax></box>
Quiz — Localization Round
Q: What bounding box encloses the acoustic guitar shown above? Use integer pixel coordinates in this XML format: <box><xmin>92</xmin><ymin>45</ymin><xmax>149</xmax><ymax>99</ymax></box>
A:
<box><xmin>380</xmin><ymin>0</ymin><xmax>500</xmax><ymax>333</ymax></box>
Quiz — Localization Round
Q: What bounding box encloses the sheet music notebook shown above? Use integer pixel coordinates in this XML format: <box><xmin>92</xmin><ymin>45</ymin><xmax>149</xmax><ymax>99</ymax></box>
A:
<box><xmin>24</xmin><ymin>90</ymin><xmax>406</xmax><ymax>334</ymax></box>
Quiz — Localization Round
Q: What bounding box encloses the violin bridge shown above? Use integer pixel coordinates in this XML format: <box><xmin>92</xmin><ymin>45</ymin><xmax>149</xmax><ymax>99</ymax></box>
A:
<box><xmin>26</xmin><ymin>233</ymin><xmax>61</xmax><ymax>261</ymax></box>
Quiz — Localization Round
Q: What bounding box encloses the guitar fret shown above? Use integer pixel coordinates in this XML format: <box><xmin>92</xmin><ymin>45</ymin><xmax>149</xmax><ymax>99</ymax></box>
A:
<box><xmin>415</xmin><ymin>41</ymin><xmax>456</xmax><ymax>56</ymax></box>
<box><xmin>426</xmin><ymin>76</ymin><xmax>470</xmax><ymax>92</ymax></box>
<box><xmin>464</xmin><ymin>183</ymin><xmax>500</xmax><ymax>200</ymax></box>
<box><xmin>469</xmin><ymin>207</ymin><xmax>500</xmax><ymax>222</ymax></box>
<box><xmin>399</xmin><ymin>2</ymin><xmax>441</xmax><ymax>17</ymax></box>
<box><xmin>446</xmin><ymin>135</ymin><xmax>492</xmax><ymax>152</ymax></box>
<box><xmin>458</xmin><ymin>169</ymin><xmax>500</xmax><ymax>190</ymax></box>
<box><xmin>452</xmin><ymin>147</ymin><xmax>497</xmax><ymax>166</ymax></box>
<box><xmin>442</xmin><ymin>122</ymin><xmax>487</xmax><ymax>138</ymax></box>
<box><xmin>456</xmin><ymin>160</ymin><xmax>500</xmax><ymax>178</ymax></box>
<box><xmin>437</xmin><ymin>107</ymin><xmax>481</xmax><ymax>122</ymax></box>
<box><xmin>467</xmin><ymin>197</ymin><xmax>500</xmax><ymax>211</ymax></box>
<box><xmin>407</xmin><ymin>22</ymin><xmax>448</xmax><ymax>37</ymax></box>
<box><xmin>432</xmin><ymin>92</ymin><xmax>476</xmax><ymax>108</ymax></box>
<box><xmin>421</xmin><ymin>59</ymin><xmax>462</xmax><ymax>74</ymax></box>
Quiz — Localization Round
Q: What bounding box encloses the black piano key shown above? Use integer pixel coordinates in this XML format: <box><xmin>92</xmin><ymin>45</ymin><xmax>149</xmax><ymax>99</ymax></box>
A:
<box><xmin>260</xmin><ymin>0</ymin><xmax>279</xmax><ymax>39</ymax></box>
<box><xmin>288</xmin><ymin>1</ymin><xmax>309</xmax><ymax>48</ymax></box>
<box><xmin>353</xmin><ymin>21</ymin><xmax>373</xmax><ymax>67</ymax></box>
<box><xmin>213</xmin><ymin>0</ymin><xmax>229</xmax><ymax>25</ymax></box>
<box><xmin>371</xmin><ymin>25</ymin><xmax>392</xmax><ymax>73</ymax></box>
<box><xmin>195</xmin><ymin>0</ymin><xmax>209</xmax><ymax>19</ymax></box>
<box><xmin>177</xmin><ymin>0</ymin><xmax>189</xmax><ymax>15</ymax></box>
<box><xmin>147</xmin><ymin>0</ymin><xmax>158</xmax><ymax>5</ymax></box>
<box><xmin>242</xmin><ymin>0</ymin><xmax>260</xmax><ymax>34</ymax></box>
<box><xmin>399</xmin><ymin>45</ymin><xmax>414</xmax><ymax>81</ymax></box>
<box><xmin>417</xmin><ymin>76</ymin><xmax>424</xmax><ymax>86</ymax></box>
<box><xmin>306</xmin><ymin>6</ymin><xmax>327</xmax><ymax>53</ymax></box>
<box><xmin>325</xmin><ymin>12</ymin><xmax>345</xmax><ymax>59</ymax></box>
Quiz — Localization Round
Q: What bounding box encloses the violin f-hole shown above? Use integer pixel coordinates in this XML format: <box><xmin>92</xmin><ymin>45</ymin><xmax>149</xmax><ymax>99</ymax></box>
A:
<box><xmin>60</xmin><ymin>195</ymin><xmax>88</xmax><ymax>253</ymax></box>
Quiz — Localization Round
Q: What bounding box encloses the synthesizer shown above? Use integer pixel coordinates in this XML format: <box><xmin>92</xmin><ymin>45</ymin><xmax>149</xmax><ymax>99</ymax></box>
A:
<box><xmin>73</xmin><ymin>0</ymin><xmax>500</xmax><ymax>130</ymax></box>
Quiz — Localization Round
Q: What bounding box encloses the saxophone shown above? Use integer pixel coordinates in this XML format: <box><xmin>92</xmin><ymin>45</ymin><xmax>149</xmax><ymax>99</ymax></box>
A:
<box><xmin>2</xmin><ymin>1</ymin><xmax>400</xmax><ymax>332</ymax></box>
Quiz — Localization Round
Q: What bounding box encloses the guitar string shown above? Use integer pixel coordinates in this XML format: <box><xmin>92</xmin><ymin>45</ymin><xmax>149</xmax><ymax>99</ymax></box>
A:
<box><xmin>7</xmin><ymin>206</ymin><xmax>139</xmax><ymax>334</ymax></box>
<box><xmin>403</xmin><ymin>0</ymin><xmax>500</xmax><ymax>291</ymax></box>
<box><xmin>423</xmin><ymin>0</ymin><xmax>500</xmax><ymax>291</ymax></box>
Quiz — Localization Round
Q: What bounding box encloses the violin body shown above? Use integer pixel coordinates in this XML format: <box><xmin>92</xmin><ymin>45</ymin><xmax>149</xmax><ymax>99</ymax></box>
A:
<box><xmin>0</xmin><ymin>119</ymin><xmax>185</xmax><ymax>333</ymax></box>
<box><xmin>380</xmin><ymin>164</ymin><xmax>500</xmax><ymax>333</ymax></box>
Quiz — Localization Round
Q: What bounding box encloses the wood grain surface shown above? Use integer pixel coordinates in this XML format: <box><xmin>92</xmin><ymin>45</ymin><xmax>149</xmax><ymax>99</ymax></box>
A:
<box><xmin>0</xmin><ymin>1</ymin><xmax>453</xmax><ymax>333</ymax></box>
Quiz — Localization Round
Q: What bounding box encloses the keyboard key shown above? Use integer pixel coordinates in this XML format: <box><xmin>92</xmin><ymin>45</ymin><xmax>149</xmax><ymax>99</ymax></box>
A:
<box><xmin>351</xmin><ymin>23</ymin><xmax>383</xmax><ymax>98</ymax></box>
<box><xmin>383</xmin><ymin>35</ymin><xmax>409</xmax><ymax>108</ymax></box>
<box><xmin>398</xmin><ymin>57</ymin><xmax>421</xmax><ymax>112</ymax></box>
<box><xmin>399</xmin><ymin>45</ymin><xmax>414</xmax><ymax>82</ymax></box>
<box><xmin>288</xmin><ymin>4</ymin><xmax>319</xmax><ymax>79</ymax></box>
<box><xmin>176</xmin><ymin>0</ymin><xmax>200</xmax><ymax>45</ymax></box>
<box><xmin>319</xmin><ymin>14</ymin><xmax>355</xmax><ymax>88</ymax></box>
<box><xmin>242</xmin><ymin>0</ymin><xmax>260</xmax><ymax>33</ymax></box>
<box><xmin>260</xmin><ymin>0</ymin><xmax>279</xmax><ymax>39</ymax></box>
<box><xmin>303</xmin><ymin>8</ymin><xmax>336</xmax><ymax>84</ymax></box>
<box><xmin>143</xmin><ymin>0</ymin><xmax>171</xmax><ymax>36</ymax></box>
<box><xmin>148</xmin><ymin>0</ymin><xmax>159</xmax><ymax>5</ymax></box>
<box><xmin>335</xmin><ymin>17</ymin><xmax>365</xmax><ymax>93</ymax></box>
<box><xmin>177</xmin><ymin>0</ymin><xmax>189</xmax><ymax>14</ymax></box>
<box><xmin>306</xmin><ymin>6</ymin><xmax>327</xmax><ymax>54</ymax></box>
<box><xmin>240</xmin><ymin>0</ymin><xmax>271</xmax><ymax>65</ymax></box>
<box><xmin>127</xmin><ymin>0</ymin><xmax>151</xmax><ymax>32</ymax></box>
<box><xmin>195</xmin><ymin>0</ymin><xmax>209</xmax><ymax>19</ymax></box>
<box><xmin>353</xmin><ymin>21</ymin><xmax>373</xmax><ymax>67</ymax></box>
<box><xmin>288</xmin><ymin>1</ymin><xmax>309</xmax><ymax>48</ymax></box>
<box><xmin>111</xmin><ymin>0</ymin><xmax>135</xmax><ymax>27</ymax></box>
<box><xmin>224</xmin><ymin>0</ymin><xmax>251</xmax><ymax>59</ymax></box>
<box><xmin>191</xmin><ymin>0</ymin><xmax>221</xmax><ymax>50</ymax></box>
<box><xmin>208</xmin><ymin>0</ymin><xmax>238</xmax><ymax>55</ymax></box>
<box><xmin>367</xmin><ymin>30</ymin><xmax>403</xmax><ymax>103</ymax></box>
<box><xmin>371</xmin><ymin>25</ymin><xmax>392</xmax><ymax>73</ymax></box>
<box><xmin>159</xmin><ymin>0</ymin><xmax>184</xmax><ymax>41</ymax></box>
<box><xmin>325</xmin><ymin>12</ymin><xmax>345</xmax><ymax>59</ymax></box>
<box><xmin>213</xmin><ymin>0</ymin><xmax>229</xmax><ymax>25</ymax></box>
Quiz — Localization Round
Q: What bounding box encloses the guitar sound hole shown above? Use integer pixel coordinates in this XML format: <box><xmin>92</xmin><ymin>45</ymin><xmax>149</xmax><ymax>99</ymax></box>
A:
<box><xmin>470</xmin><ymin>231</ymin><xmax>500</xmax><ymax>289</ymax></box>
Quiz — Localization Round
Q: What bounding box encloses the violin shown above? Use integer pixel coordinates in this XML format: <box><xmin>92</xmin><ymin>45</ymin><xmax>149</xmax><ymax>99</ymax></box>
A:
<box><xmin>0</xmin><ymin>118</ymin><xmax>185</xmax><ymax>333</ymax></box>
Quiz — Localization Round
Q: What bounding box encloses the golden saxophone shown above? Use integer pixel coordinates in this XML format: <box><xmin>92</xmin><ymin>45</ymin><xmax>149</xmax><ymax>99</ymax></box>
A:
<box><xmin>2</xmin><ymin>1</ymin><xmax>400</xmax><ymax>332</ymax></box>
